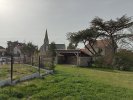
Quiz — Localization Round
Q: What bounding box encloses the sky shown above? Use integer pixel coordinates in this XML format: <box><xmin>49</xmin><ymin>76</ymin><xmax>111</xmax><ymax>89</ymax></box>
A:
<box><xmin>0</xmin><ymin>0</ymin><xmax>133</xmax><ymax>48</ymax></box>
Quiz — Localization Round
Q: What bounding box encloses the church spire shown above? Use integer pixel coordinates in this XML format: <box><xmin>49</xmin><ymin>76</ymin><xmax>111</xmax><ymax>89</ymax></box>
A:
<box><xmin>44</xmin><ymin>29</ymin><xmax>49</xmax><ymax>43</ymax></box>
<box><xmin>44</xmin><ymin>29</ymin><xmax>49</xmax><ymax>51</ymax></box>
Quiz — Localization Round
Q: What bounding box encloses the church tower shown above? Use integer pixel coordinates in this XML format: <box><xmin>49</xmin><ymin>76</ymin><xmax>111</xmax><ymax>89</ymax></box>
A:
<box><xmin>43</xmin><ymin>29</ymin><xmax>49</xmax><ymax>51</ymax></box>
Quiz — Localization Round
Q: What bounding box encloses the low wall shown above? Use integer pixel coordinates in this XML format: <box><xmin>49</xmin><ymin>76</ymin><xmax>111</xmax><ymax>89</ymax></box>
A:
<box><xmin>0</xmin><ymin>73</ymin><xmax>40</xmax><ymax>87</ymax></box>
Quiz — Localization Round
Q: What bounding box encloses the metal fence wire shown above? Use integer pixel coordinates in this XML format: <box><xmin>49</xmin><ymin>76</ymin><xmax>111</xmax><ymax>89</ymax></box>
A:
<box><xmin>0</xmin><ymin>55</ymin><xmax>53</xmax><ymax>83</ymax></box>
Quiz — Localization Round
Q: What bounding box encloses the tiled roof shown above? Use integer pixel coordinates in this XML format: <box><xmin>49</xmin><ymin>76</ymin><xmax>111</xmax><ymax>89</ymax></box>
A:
<box><xmin>95</xmin><ymin>39</ymin><xmax>110</xmax><ymax>48</ymax></box>
<box><xmin>56</xmin><ymin>49</ymin><xmax>90</xmax><ymax>56</ymax></box>
<box><xmin>87</xmin><ymin>39</ymin><xmax>110</xmax><ymax>48</ymax></box>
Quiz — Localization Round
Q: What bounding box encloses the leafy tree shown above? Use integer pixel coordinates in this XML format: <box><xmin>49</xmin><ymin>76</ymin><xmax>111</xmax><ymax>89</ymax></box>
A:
<box><xmin>21</xmin><ymin>42</ymin><xmax>38</xmax><ymax>57</ymax></box>
<box><xmin>91</xmin><ymin>15</ymin><xmax>133</xmax><ymax>55</ymax></box>
<box><xmin>48</xmin><ymin>42</ymin><xmax>56</xmax><ymax>69</ymax></box>
<box><xmin>114</xmin><ymin>50</ymin><xmax>133</xmax><ymax>71</ymax></box>
<box><xmin>67</xmin><ymin>42</ymin><xmax>76</xmax><ymax>49</ymax></box>
<box><xmin>6</xmin><ymin>41</ymin><xmax>24</xmax><ymax>56</ymax></box>
<box><xmin>49</xmin><ymin>42</ymin><xmax>56</xmax><ymax>57</ymax></box>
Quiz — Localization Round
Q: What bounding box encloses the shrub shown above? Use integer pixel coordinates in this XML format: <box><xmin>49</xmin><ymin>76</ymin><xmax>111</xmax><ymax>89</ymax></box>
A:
<box><xmin>113</xmin><ymin>50</ymin><xmax>133</xmax><ymax>71</ymax></box>
<box><xmin>94</xmin><ymin>56</ymin><xmax>113</xmax><ymax>69</ymax></box>
<box><xmin>94</xmin><ymin>57</ymin><xmax>104</xmax><ymax>67</ymax></box>
<box><xmin>44</xmin><ymin>62</ymin><xmax>56</xmax><ymax>70</ymax></box>
<box><xmin>40</xmin><ymin>61</ymin><xmax>56</xmax><ymax>70</ymax></box>
<box><xmin>0</xmin><ymin>94</ymin><xmax>9</xmax><ymax>100</ymax></box>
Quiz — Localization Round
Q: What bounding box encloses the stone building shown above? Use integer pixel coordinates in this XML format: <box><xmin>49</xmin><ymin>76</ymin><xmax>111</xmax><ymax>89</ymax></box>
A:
<box><xmin>0</xmin><ymin>46</ymin><xmax>6</xmax><ymax>57</ymax></box>
<box><xmin>84</xmin><ymin>39</ymin><xmax>112</xmax><ymax>56</ymax></box>
<box><xmin>56</xmin><ymin>49</ymin><xmax>91</xmax><ymax>66</ymax></box>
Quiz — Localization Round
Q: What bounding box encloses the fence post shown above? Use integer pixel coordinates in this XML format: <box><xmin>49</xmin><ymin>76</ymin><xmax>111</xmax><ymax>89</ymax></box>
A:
<box><xmin>32</xmin><ymin>56</ymin><xmax>33</xmax><ymax>66</ymax></box>
<box><xmin>11</xmin><ymin>55</ymin><xmax>13</xmax><ymax>84</ymax></box>
<box><xmin>38</xmin><ymin>56</ymin><xmax>41</xmax><ymax>76</ymax></box>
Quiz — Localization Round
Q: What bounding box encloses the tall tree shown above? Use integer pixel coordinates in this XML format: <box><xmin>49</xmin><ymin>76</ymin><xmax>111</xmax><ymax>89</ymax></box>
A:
<box><xmin>67</xmin><ymin>28</ymin><xmax>101</xmax><ymax>55</ymax></box>
<box><xmin>49</xmin><ymin>42</ymin><xmax>56</xmax><ymax>57</ymax></box>
<box><xmin>6</xmin><ymin>41</ymin><xmax>24</xmax><ymax>55</ymax></box>
<box><xmin>21</xmin><ymin>42</ymin><xmax>38</xmax><ymax>57</ymax></box>
<box><xmin>91</xmin><ymin>15</ymin><xmax>133</xmax><ymax>54</ymax></box>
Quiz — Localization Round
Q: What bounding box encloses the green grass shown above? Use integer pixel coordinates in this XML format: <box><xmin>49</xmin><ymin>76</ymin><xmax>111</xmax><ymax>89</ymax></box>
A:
<box><xmin>0</xmin><ymin>65</ymin><xmax>133</xmax><ymax>100</ymax></box>
<box><xmin>0</xmin><ymin>64</ymin><xmax>45</xmax><ymax>80</ymax></box>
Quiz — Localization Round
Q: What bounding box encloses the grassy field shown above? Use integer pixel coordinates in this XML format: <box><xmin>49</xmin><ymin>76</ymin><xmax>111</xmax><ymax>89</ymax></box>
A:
<box><xmin>0</xmin><ymin>64</ymin><xmax>44</xmax><ymax>80</ymax></box>
<box><xmin>0</xmin><ymin>65</ymin><xmax>133</xmax><ymax>100</ymax></box>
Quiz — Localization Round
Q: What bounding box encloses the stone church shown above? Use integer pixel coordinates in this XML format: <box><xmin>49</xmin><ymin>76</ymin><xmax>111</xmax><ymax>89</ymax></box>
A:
<box><xmin>40</xmin><ymin>30</ymin><xmax>66</xmax><ymax>55</ymax></box>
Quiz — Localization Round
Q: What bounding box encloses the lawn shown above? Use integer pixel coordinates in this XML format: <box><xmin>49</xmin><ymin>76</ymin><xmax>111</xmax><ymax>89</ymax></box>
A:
<box><xmin>0</xmin><ymin>64</ymin><xmax>44</xmax><ymax>80</ymax></box>
<box><xmin>0</xmin><ymin>65</ymin><xmax>133</xmax><ymax>100</ymax></box>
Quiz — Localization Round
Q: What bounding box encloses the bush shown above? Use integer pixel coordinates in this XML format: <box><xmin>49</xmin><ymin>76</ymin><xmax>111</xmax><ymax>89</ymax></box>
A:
<box><xmin>44</xmin><ymin>62</ymin><xmax>55</xmax><ymax>70</ymax></box>
<box><xmin>113</xmin><ymin>50</ymin><xmax>133</xmax><ymax>71</ymax></box>
<box><xmin>94</xmin><ymin>57</ymin><xmax>105</xmax><ymax>67</ymax></box>
<box><xmin>40</xmin><ymin>59</ymin><xmax>56</xmax><ymax>70</ymax></box>
<box><xmin>94</xmin><ymin>56</ymin><xmax>113</xmax><ymax>69</ymax></box>
<box><xmin>0</xmin><ymin>94</ymin><xmax>9</xmax><ymax>100</ymax></box>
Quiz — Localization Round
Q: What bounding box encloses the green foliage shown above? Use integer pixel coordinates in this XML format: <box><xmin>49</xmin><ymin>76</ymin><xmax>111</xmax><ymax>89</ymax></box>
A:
<box><xmin>114</xmin><ymin>50</ymin><xmax>133</xmax><ymax>71</ymax></box>
<box><xmin>94</xmin><ymin>57</ymin><xmax>112</xmax><ymax>69</ymax></box>
<box><xmin>67</xmin><ymin>15</ymin><xmax>133</xmax><ymax>57</ymax></box>
<box><xmin>21</xmin><ymin>42</ymin><xmax>38</xmax><ymax>57</ymax></box>
<box><xmin>91</xmin><ymin>15</ymin><xmax>133</xmax><ymax>54</ymax></box>
<box><xmin>6</xmin><ymin>41</ymin><xmax>24</xmax><ymax>56</ymax></box>
<box><xmin>0</xmin><ymin>64</ymin><xmax>38</xmax><ymax>80</ymax></box>
<box><xmin>67</xmin><ymin>28</ymin><xmax>101</xmax><ymax>55</ymax></box>
<box><xmin>67</xmin><ymin>42</ymin><xmax>76</xmax><ymax>49</ymax></box>
<box><xmin>48</xmin><ymin>42</ymin><xmax>56</xmax><ymax>57</ymax></box>
<box><xmin>0</xmin><ymin>94</ymin><xmax>9</xmax><ymax>100</ymax></box>
<box><xmin>94</xmin><ymin>57</ymin><xmax>105</xmax><ymax>67</ymax></box>
<box><xmin>44</xmin><ymin>62</ymin><xmax>54</xmax><ymax>70</ymax></box>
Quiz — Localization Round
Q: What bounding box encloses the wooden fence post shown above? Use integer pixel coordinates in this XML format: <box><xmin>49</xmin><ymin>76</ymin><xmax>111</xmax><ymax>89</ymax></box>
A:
<box><xmin>32</xmin><ymin>56</ymin><xmax>33</xmax><ymax>66</ymax></box>
<box><xmin>38</xmin><ymin>56</ymin><xmax>41</xmax><ymax>76</ymax></box>
<box><xmin>11</xmin><ymin>55</ymin><xmax>13</xmax><ymax>84</ymax></box>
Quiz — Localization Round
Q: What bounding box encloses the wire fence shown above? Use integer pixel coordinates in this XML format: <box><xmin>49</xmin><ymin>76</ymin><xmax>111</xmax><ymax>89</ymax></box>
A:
<box><xmin>0</xmin><ymin>55</ymin><xmax>54</xmax><ymax>86</ymax></box>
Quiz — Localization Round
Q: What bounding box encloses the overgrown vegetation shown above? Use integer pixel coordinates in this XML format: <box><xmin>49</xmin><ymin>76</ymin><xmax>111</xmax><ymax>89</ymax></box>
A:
<box><xmin>113</xmin><ymin>50</ymin><xmax>133</xmax><ymax>71</ymax></box>
<box><xmin>0</xmin><ymin>64</ymin><xmax>45</xmax><ymax>80</ymax></box>
<box><xmin>94</xmin><ymin>50</ymin><xmax>133</xmax><ymax>71</ymax></box>
<box><xmin>0</xmin><ymin>65</ymin><xmax>133</xmax><ymax>99</ymax></box>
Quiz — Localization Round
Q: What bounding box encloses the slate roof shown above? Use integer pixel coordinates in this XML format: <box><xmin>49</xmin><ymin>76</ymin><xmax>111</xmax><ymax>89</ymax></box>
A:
<box><xmin>40</xmin><ymin>44</ymin><xmax>66</xmax><ymax>51</ymax></box>
<box><xmin>55</xmin><ymin>44</ymin><xmax>66</xmax><ymax>50</ymax></box>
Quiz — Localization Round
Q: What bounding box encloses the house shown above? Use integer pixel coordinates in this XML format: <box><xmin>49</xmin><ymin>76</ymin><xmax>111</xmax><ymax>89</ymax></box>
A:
<box><xmin>7</xmin><ymin>41</ymin><xmax>24</xmax><ymax>56</ymax></box>
<box><xmin>6</xmin><ymin>41</ymin><xmax>25</xmax><ymax>63</ymax></box>
<box><xmin>85</xmin><ymin>39</ymin><xmax>112</xmax><ymax>56</ymax></box>
<box><xmin>56</xmin><ymin>49</ymin><xmax>92</xmax><ymax>66</ymax></box>
<box><xmin>40</xmin><ymin>29</ymin><xmax>66</xmax><ymax>55</ymax></box>
<box><xmin>13</xmin><ymin>45</ymin><xmax>22</xmax><ymax>56</ymax></box>
<box><xmin>0</xmin><ymin>46</ymin><xmax>6</xmax><ymax>57</ymax></box>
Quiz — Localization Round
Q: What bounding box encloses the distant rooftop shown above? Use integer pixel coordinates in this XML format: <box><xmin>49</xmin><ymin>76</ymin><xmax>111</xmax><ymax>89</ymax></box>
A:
<box><xmin>49</xmin><ymin>44</ymin><xmax>66</xmax><ymax>50</ymax></box>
